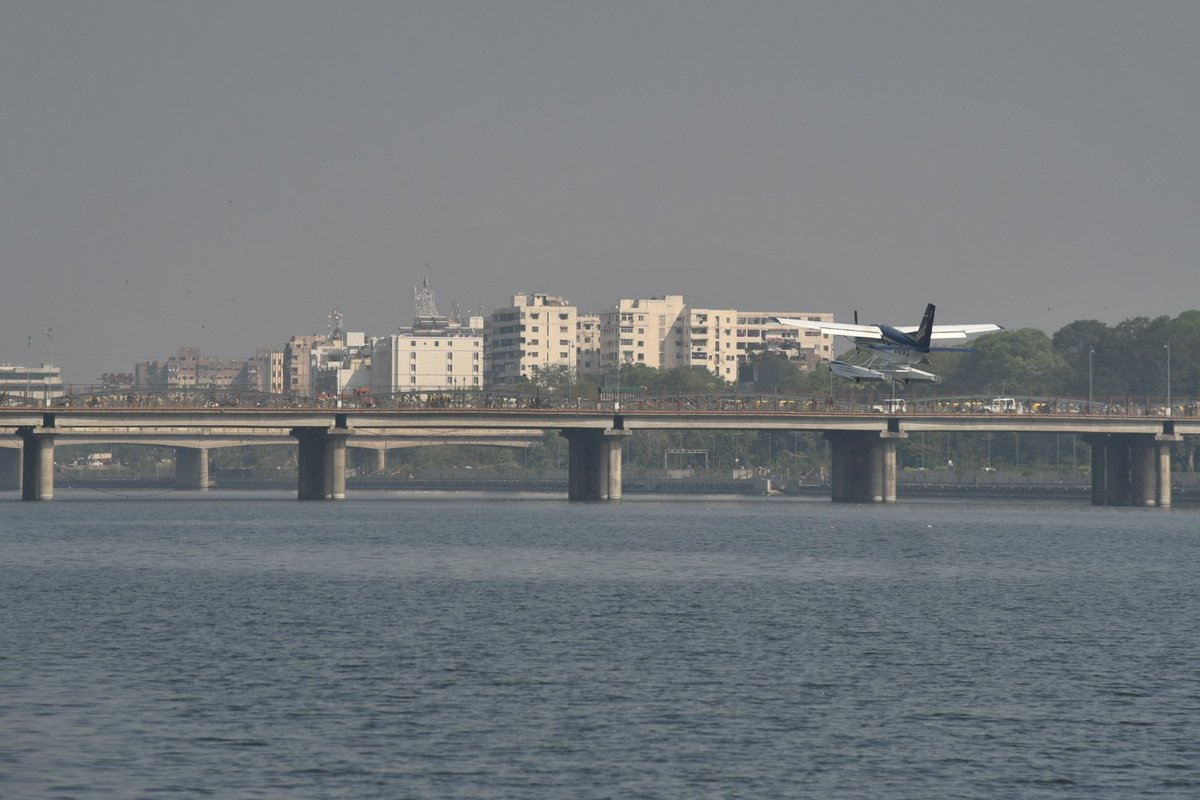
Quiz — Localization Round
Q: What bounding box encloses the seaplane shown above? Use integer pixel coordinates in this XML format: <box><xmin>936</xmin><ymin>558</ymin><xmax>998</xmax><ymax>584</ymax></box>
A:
<box><xmin>774</xmin><ymin>304</ymin><xmax>1002</xmax><ymax>383</ymax></box>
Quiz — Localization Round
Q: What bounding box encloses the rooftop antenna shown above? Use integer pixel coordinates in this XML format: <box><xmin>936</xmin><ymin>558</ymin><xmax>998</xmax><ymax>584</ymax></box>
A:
<box><xmin>328</xmin><ymin>307</ymin><xmax>344</xmax><ymax>339</ymax></box>
<box><xmin>415</xmin><ymin>272</ymin><xmax>439</xmax><ymax>317</ymax></box>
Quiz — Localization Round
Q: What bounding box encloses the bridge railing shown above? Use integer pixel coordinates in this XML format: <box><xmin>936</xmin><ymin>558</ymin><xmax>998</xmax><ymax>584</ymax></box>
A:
<box><xmin>3</xmin><ymin>385</ymin><xmax>1197</xmax><ymax>417</ymax></box>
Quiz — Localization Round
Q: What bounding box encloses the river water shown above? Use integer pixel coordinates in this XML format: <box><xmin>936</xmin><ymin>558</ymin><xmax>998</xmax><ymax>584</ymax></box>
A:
<box><xmin>2</xmin><ymin>492</ymin><xmax>1198</xmax><ymax>798</ymax></box>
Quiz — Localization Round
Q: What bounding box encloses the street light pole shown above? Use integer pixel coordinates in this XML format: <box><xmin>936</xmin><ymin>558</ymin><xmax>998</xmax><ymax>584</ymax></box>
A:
<box><xmin>45</xmin><ymin>326</ymin><xmax>53</xmax><ymax>407</ymax></box>
<box><xmin>1164</xmin><ymin>340</ymin><xmax>1171</xmax><ymax>416</ymax></box>
<box><xmin>1088</xmin><ymin>347</ymin><xmax>1094</xmax><ymax>413</ymax></box>
<box><xmin>613</xmin><ymin>306</ymin><xmax>620</xmax><ymax>412</ymax></box>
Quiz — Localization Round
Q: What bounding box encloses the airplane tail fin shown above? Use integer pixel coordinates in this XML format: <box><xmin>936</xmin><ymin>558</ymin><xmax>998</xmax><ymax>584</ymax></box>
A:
<box><xmin>915</xmin><ymin>303</ymin><xmax>935</xmax><ymax>349</ymax></box>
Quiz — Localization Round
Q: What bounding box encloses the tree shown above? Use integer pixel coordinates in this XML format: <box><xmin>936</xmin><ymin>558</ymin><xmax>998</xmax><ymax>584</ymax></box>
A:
<box><xmin>938</xmin><ymin>329</ymin><xmax>1067</xmax><ymax>396</ymax></box>
<box><xmin>528</xmin><ymin>363</ymin><xmax>577</xmax><ymax>396</ymax></box>
<box><xmin>1051</xmin><ymin>319</ymin><xmax>1110</xmax><ymax>396</ymax></box>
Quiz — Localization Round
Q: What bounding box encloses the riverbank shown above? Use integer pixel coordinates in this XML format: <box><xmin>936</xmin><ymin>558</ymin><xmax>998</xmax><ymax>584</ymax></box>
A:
<box><xmin>42</xmin><ymin>467</ymin><xmax>1198</xmax><ymax>505</ymax></box>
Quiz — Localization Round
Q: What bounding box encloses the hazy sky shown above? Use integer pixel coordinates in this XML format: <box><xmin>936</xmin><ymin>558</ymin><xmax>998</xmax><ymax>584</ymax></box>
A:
<box><xmin>3</xmin><ymin>1</ymin><xmax>1198</xmax><ymax>381</ymax></box>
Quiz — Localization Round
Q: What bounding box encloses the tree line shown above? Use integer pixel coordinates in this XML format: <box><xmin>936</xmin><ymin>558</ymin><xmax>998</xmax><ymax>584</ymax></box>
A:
<box><xmin>530</xmin><ymin>310</ymin><xmax>1200</xmax><ymax>403</ymax></box>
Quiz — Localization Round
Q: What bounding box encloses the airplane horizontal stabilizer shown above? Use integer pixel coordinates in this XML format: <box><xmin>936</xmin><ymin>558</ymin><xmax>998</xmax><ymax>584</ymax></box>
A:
<box><xmin>829</xmin><ymin>361</ymin><xmax>889</xmax><ymax>382</ymax></box>
<box><xmin>878</xmin><ymin>364</ymin><xmax>939</xmax><ymax>383</ymax></box>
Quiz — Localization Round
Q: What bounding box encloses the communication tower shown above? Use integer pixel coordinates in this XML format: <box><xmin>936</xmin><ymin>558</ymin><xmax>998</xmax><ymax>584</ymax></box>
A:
<box><xmin>415</xmin><ymin>276</ymin><xmax>439</xmax><ymax>318</ymax></box>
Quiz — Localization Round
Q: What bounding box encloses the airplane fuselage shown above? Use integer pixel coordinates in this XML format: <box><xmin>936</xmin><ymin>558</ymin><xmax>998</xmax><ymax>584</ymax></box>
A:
<box><xmin>856</xmin><ymin>326</ymin><xmax>927</xmax><ymax>365</ymax></box>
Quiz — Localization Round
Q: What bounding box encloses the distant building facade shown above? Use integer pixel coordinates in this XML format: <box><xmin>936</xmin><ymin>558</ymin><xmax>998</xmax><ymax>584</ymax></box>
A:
<box><xmin>485</xmin><ymin>293</ymin><xmax>579</xmax><ymax>387</ymax></box>
<box><xmin>575</xmin><ymin>313</ymin><xmax>602</xmax><ymax>379</ymax></box>
<box><xmin>735</xmin><ymin>311</ymin><xmax>835</xmax><ymax>370</ymax></box>
<box><xmin>594</xmin><ymin>295</ymin><xmax>833</xmax><ymax>385</ymax></box>
<box><xmin>136</xmin><ymin>347</ymin><xmax>255</xmax><ymax>390</ymax></box>
<box><xmin>372</xmin><ymin>316</ymin><xmax>484</xmax><ymax>395</ymax></box>
<box><xmin>0</xmin><ymin>363</ymin><xmax>64</xmax><ymax>404</ymax></box>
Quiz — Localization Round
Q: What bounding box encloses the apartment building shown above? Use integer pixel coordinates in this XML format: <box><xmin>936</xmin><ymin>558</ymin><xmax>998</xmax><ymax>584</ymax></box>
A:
<box><xmin>735</xmin><ymin>311</ymin><xmax>835</xmax><ymax>369</ymax></box>
<box><xmin>312</xmin><ymin>332</ymin><xmax>371</xmax><ymax>398</ymax></box>
<box><xmin>136</xmin><ymin>347</ymin><xmax>252</xmax><ymax>390</ymax></box>
<box><xmin>599</xmin><ymin>295</ymin><xmax>687</xmax><ymax>377</ymax></box>
<box><xmin>283</xmin><ymin>335</ymin><xmax>327</xmax><ymax>397</ymax></box>
<box><xmin>372</xmin><ymin>316</ymin><xmax>484</xmax><ymax>395</ymax></box>
<box><xmin>575</xmin><ymin>313</ymin><xmax>602</xmax><ymax>379</ymax></box>
<box><xmin>0</xmin><ymin>363</ymin><xmax>64</xmax><ymax>404</ymax></box>
<box><xmin>595</xmin><ymin>296</ymin><xmax>834</xmax><ymax>385</ymax></box>
<box><xmin>671</xmin><ymin>306</ymin><xmax>740</xmax><ymax>381</ymax></box>
<box><xmin>485</xmin><ymin>293</ymin><xmax>578</xmax><ymax>386</ymax></box>
<box><xmin>246</xmin><ymin>348</ymin><xmax>284</xmax><ymax>395</ymax></box>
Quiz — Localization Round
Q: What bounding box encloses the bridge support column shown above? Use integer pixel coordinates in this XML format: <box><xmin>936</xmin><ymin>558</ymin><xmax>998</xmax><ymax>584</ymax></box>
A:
<box><xmin>174</xmin><ymin>447</ymin><xmax>210</xmax><ymax>490</ymax></box>
<box><xmin>1089</xmin><ymin>436</ymin><xmax>1107</xmax><ymax>506</ymax></box>
<box><xmin>825</xmin><ymin>431</ymin><xmax>905</xmax><ymax>503</ymax></box>
<box><xmin>829</xmin><ymin>436</ymin><xmax>847</xmax><ymax>502</ymax></box>
<box><xmin>561</xmin><ymin>428</ymin><xmax>628</xmax><ymax>501</ymax></box>
<box><xmin>604</xmin><ymin>429</ymin><xmax>632</xmax><ymax>500</ymax></box>
<box><xmin>376</xmin><ymin>448</ymin><xmax>387</xmax><ymax>475</ymax></box>
<box><xmin>0</xmin><ymin>448</ymin><xmax>21</xmax><ymax>492</ymax></box>
<box><xmin>1156</xmin><ymin>437</ymin><xmax>1175</xmax><ymax>508</ymax></box>
<box><xmin>1134</xmin><ymin>441</ymin><xmax>1157</xmax><ymax>507</ymax></box>
<box><xmin>17</xmin><ymin>427</ymin><xmax>55</xmax><ymax>501</ymax></box>
<box><xmin>882</xmin><ymin>438</ymin><xmax>898</xmax><ymax>503</ymax></box>
<box><xmin>292</xmin><ymin>426</ymin><xmax>353</xmax><ymax>500</ymax></box>
<box><xmin>1085</xmin><ymin>434</ymin><xmax>1174</xmax><ymax>507</ymax></box>
<box><xmin>1106</xmin><ymin>439</ymin><xmax>1132</xmax><ymax>506</ymax></box>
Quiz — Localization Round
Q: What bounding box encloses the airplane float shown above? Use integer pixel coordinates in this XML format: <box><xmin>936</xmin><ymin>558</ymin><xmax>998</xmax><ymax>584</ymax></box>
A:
<box><xmin>774</xmin><ymin>304</ymin><xmax>1002</xmax><ymax>383</ymax></box>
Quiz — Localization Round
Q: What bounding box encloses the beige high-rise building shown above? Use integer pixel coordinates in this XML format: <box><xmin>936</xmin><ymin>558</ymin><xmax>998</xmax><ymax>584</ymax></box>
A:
<box><xmin>575</xmin><ymin>313</ymin><xmax>602</xmax><ymax>379</ymax></box>
<box><xmin>735</xmin><ymin>311</ymin><xmax>835</xmax><ymax>370</ymax></box>
<box><xmin>599</xmin><ymin>295</ymin><xmax>687</xmax><ymax>378</ymax></box>
<box><xmin>136</xmin><ymin>347</ymin><xmax>253</xmax><ymax>390</ymax></box>
<box><xmin>486</xmin><ymin>293</ymin><xmax>579</xmax><ymax>386</ymax></box>
<box><xmin>595</xmin><ymin>295</ymin><xmax>833</xmax><ymax>385</ymax></box>
<box><xmin>672</xmin><ymin>306</ymin><xmax>740</xmax><ymax>381</ymax></box>
<box><xmin>372</xmin><ymin>316</ymin><xmax>484</xmax><ymax>395</ymax></box>
<box><xmin>283</xmin><ymin>335</ymin><xmax>327</xmax><ymax>398</ymax></box>
<box><xmin>247</xmin><ymin>348</ymin><xmax>284</xmax><ymax>394</ymax></box>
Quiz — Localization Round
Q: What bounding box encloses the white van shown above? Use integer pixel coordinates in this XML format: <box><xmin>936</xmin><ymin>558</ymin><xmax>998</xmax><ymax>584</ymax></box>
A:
<box><xmin>871</xmin><ymin>398</ymin><xmax>908</xmax><ymax>413</ymax></box>
<box><xmin>986</xmin><ymin>397</ymin><xmax>1023</xmax><ymax>414</ymax></box>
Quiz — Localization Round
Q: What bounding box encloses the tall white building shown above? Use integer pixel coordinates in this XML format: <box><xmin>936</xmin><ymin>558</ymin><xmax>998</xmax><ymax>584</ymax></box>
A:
<box><xmin>486</xmin><ymin>293</ymin><xmax>579</xmax><ymax>386</ymax></box>
<box><xmin>673</xmin><ymin>306</ymin><xmax>741</xmax><ymax>381</ymax></box>
<box><xmin>735</xmin><ymin>311</ymin><xmax>835</xmax><ymax>369</ymax></box>
<box><xmin>596</xmin><ymin>295</ymin><xmax>834</xmax><ymax>385</ymax></box>
<box><xmin>599</xmin><ymin>295</ymin><xmax>688</xmax><ymax>377</ymax></box>
<box><xmin>372</xmin><ymin>316</ymin><xmax>484</xmax><ymax>396</ymax></box>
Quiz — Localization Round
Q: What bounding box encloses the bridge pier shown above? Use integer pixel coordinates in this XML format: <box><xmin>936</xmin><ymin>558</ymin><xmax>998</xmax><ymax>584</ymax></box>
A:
<box><xmin>292</xmin><ymin>426</ymin><xmax>352</xmax><ymax>500</ymax></box>
<box><xmin>174</xmin><ymin>447</ymin><xmax>210</xmax><ymax>490</ymax></box>
<box><xmin>560</xmin><ymin>427</ymin><xmax>631</xmax><ymax>500</ymax></box>
<box><xmin>16</xmin><ymin>427</ymin><xmax>55</xmax><ymax>501</ymax></box>
<box><xmin>1085</xmin><ymin>433</ymin><xmax>1178</xmax><ymax>507</ymax></box>
<box><xmin>825</xmin><ymin>431</ymin><xmax>904</xmax><ymax>503</ymax></box>
<box><xmin>0</xmin><ymin>448</ymin><xmax>21</xmax><ymax>492</ymax></box>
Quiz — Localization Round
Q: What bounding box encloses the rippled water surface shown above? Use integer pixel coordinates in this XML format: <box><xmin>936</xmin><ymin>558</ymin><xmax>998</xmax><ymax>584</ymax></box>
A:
<box><xmin>2</xmin><ymin>492</ymin><xmax>1199</xmax><ymax>798</ymax></box>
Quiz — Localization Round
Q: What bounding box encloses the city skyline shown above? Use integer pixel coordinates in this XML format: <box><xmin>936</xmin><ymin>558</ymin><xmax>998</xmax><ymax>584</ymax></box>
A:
<box><xmin>4</xmin><ymin>2</ymin><xmax>1198</xmax><ymax>381</ymax></box>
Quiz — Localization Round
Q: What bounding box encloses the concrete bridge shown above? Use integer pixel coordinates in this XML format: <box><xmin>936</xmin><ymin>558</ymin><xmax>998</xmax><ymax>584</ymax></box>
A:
<box><xmin>1</xmin><ymin>406</ymin><xmax>1194</xmax><ymax>506</ymax></box>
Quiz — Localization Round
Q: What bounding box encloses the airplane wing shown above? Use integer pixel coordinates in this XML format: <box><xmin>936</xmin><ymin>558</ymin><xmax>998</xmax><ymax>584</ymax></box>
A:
<box><xmin>893</xmin><ymin>323</ymin><xmax>1003</xmax><ymax>340</ymax></box>
<box><xmin>773</xmin><ymin>317</ymin><xmax>884</xmax><ymax>340</ymax></box>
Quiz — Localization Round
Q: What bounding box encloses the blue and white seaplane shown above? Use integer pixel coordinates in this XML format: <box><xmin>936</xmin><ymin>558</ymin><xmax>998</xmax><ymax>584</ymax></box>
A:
<box><xmin>774</xmin><ymin>304</ymin><xmax>1002</xmax><ymax>383</ymax></box>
